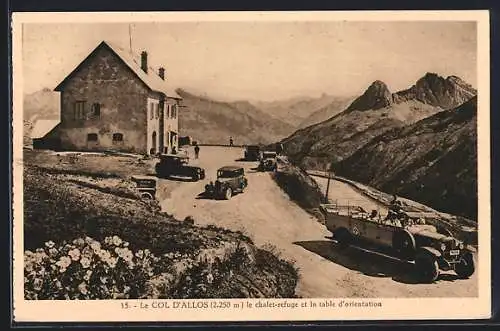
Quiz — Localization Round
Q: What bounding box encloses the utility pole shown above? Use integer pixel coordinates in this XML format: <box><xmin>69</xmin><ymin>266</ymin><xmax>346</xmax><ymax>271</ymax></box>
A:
<box><xmin>325</xmin><ymin>162</ymin><xmax>331</xmax><ymax>203</ymax></box>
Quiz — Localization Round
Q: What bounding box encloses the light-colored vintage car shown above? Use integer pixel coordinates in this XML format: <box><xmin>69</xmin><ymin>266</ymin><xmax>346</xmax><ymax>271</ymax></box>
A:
<box><xmin>320</xmin><ymin>203</ymin><xmax>475</xmax><ymax>283</ymax></box>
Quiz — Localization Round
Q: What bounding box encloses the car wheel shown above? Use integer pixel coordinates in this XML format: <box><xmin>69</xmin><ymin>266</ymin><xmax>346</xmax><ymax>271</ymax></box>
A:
<box><xmin>334</xmin><ymin>228</ymin><xmax>352</xmax><ymax>249</ymax></box>
<box><xmin>224</xmin><ymin>187</ymin><xmax>232</xmax><ymax>200</ymax></box>
<box><xmin>393</xmin><ymin>230</ymin><xmax>416</xmax><ymax>260</ymax></box>
<box><xmin>415</xmin><ymin>254</ymin><xmax>439</xmax><ymax>283</ymax></box>
<box><xmin>140</xmin><ymin>192</ymin><xmax>154</xmax><ymax>200</ymax></box>
<box><xmin>455</xmin><ymin>251</ymin><xmax>475</xmax><ymax>279</ymax></box>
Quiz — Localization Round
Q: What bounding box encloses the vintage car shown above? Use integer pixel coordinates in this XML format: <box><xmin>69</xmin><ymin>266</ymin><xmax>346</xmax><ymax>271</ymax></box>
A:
<box><xmin>257</xmin><ymin>151</ymin><xmax>278</xmax><ymax>171</ymax></box>
<box><xmin>131</xmin><ymin>175</ymin><xmax>157</xmax><ymax>200</ymax></box>
<box><xmin>204</xmin><ymin>166</ymin><xmax>248</xmax><ymax>200</ymax></box>
<box><xmin>244</xmin><ymin>145</ymin><xmax>261</xmax><ymax>161</ymax></box>
<box><xmin>320</xmin><ymin>203</ymin><xmax>475</xmax><ymax>283</ymax></box>
<box><xmin>155</xmin><ymin>154</ymin><xmax>205</xmax><ymax>181</ymax></box>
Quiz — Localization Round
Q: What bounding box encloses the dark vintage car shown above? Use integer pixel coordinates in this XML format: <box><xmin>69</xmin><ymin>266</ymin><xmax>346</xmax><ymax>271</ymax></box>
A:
<box><xmin>131</xmin><ymin>175</ymin><xmax>157</xmax><ymax>200</ymax></box>
<box><xmin>244</xmin><ymin>145</ymin><xmax>261</xmax><ymax>161</ymax></box>
<box><xmin>155</xmin><ymin>154</ymin><xmax>205</xmax><ymax>181</ymax></box>
<box><xmin>204</xmin><ymin>166</ymin><xmax>248</xmax><ymax>200</ymax></box>
<box><xmin>257</xmin><ymin>151</ymin><xmax>278</xmax><ymax>171</ymax></box>
<box><xmin>320</xmin><ymin>203</ymin><xmax>475</xmax><ymax>283</ymax></box>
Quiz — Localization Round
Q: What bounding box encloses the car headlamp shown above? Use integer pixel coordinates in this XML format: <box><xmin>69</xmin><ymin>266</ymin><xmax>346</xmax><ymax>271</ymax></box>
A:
<box><xmin>459</xmin><ymin>242</ymin><xmax>464</xmax><ymax>250</ymax></box>
<box><xmin>440</xmin><ymin>243</ymin><xmax>447</xmax><ymax>251</ymax></box>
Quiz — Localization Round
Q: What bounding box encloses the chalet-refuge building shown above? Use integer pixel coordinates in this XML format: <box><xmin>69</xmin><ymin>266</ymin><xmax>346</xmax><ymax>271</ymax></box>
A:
<box><xmin>39</xmin><ymin>40</ymin><xmax>182</xmax><ymax>154</ymax></box>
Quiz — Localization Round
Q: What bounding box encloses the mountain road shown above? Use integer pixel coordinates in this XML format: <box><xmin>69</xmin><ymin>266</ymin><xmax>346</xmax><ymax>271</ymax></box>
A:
<box><xmin>158</xmin><ymin>146</ymin><xmax>478</xmax><ymax>298</ymax></box>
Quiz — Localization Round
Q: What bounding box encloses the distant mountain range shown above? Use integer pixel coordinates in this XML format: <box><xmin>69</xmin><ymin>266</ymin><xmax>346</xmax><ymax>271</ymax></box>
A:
<box><xmin>176</xmin><ymin>88</ymin><xmax>296</xmax><ymax>145</ymax></box>
<box><xmin>253</xmin><ymin>94</ymin><xmax>353</xmax><ymax>128</ymax></box>
<box><xmin>281</xmin><ymin>72</ymin><xmax>477</xmax><ymax>220</ymax></box>
<box><xmin>283</xmin><ymin>73</ymin><xmax>476</xmax><ymax>165</ymax></box>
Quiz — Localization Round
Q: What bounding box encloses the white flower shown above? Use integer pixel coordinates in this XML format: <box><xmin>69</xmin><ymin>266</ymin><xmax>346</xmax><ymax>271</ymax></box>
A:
<box><xmin>104</xmin><ymin>237</ymin><xmax>113</xmax><ymax>245</ymax></box>
<box><xmin>90</xmin><ymin>241</ymin><xmax>101</xmax><ymax>252</ymax></box>
<box><xmin>135</xmin><ymin>250</ymin><xmax>144</xmax><ymax>259</ymax></box>
<box><xmin>107</xmin><ymin>256</ymin><xmax>118</xmax><ymax>268</ymax></box>
<box><xmin>97</xmin><ymin>249</ymin><xmax>111</xmax><ymax>262</ymax></box>
<box><xmin>72</xmin><ymin>238</ymin><xmax>85</xmax><ymax>247</ymax></box>
<box><xmin>83</xmin><ymin>270</ymin><xmax>93</xmax><ymax>281</ymax></box>
<box><xmin>115</xmin><ymin>247</ymin><xmax>133</xmax><ymax>262</ymax></box>
<box><xmin>68</xmin><ymin>248</ymin><xmax>81</xmax><ymax>261</ymax></box>
<box><xmin>44</xmin><ymin>241</ymin><xmax>55</xmax><ymax>249</ymax></box>
<box><xmin>33</xmin><ymin>278</ymin><xmax>43</xmax><ymax>291</ymax></box>
<box><xmin>80</xmin><ymin>257</ymin><xmax>91</xmax><ymax>269</ymax></box>
<box><xmin>48</xmin><ymin>248</ymin><xmax>58</xmax><ymax>256</ymax></box>
<box><xmin>206</xmin><ymin>273</ymin><xmax>214</xmax><ymax>284</ymax></box>
<box><xmin>56</xmin><ymin>256</ymin><xmax>72</xmax><ymax>269</ymax></box>
<box><xmin>112</xmin><ymin>236</ymin><xmax>122</xmax><ymax>246</ymax></box>
<box><xmin>78</xmin><ymin>282</ymin><xmax>89</xmax><ymax>295</ymax></box>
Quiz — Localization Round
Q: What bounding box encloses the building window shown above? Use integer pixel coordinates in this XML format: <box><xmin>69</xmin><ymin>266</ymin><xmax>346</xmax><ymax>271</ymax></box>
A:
<box><xmin>165</xmin><ymin>105</ymin><xmax>170</xmax><ymax>118</ymax></box>
<box><xmin>112</xmin><ymin>133</ymin><xmax>123</xmax><ymax>142</ymax></box>
<box><xmin>155</xmin><ymin>103</ymin><xmax>159</xmax><ymax>119</ymax></box>
<box><xmin>171</xmin><ymin>104</ymin><xmax>177</xmax><ymax>119</ymax></box>
<box><xmin>90</xmin><ymin>103</ymin><xmax>101</xmax><ymax>118</ymax></box>
<box><xmin>74</xmin><ymin>101</ymin><xmax>86</xmax><ymax>120</ymax></box>
<box><xmin>150</xmin><ymin>103</ymin><xmax>154</xmax><ymax>120</ymax></box>
<box><xmin>87</xmin><ymin>133</ymin><xmax>98</xmax><ymax>142</ymax></box>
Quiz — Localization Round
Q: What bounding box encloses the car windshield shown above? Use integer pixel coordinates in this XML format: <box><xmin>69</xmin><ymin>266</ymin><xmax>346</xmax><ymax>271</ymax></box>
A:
<box><xmin>217</xmin><ymin>170</ymin><xmax>240</xmax><ymax>178</ymax></box>
<box><xmin>262</xmin><ymin>152</ymin><xmax>276</xmax><ymax>158</ymax></box>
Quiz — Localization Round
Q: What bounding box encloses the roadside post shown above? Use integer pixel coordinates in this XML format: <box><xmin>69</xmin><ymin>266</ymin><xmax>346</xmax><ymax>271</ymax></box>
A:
<box><xmin>325</xmin><ymin>162</ymin><xmax>332</xmax><ymax>203</ymax></box>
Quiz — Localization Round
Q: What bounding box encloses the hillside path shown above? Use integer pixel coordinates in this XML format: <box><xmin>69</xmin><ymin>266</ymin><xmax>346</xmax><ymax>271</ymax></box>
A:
<box><xmin>159</xmin><ymin>146</ymin><xmax>477</xmax><ymax>298</ymax></box>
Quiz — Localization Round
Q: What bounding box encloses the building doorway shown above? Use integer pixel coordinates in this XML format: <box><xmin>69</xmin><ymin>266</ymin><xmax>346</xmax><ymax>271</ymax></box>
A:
<box><xmin>151</xmin><ymin>131</ymin><xmax>157</xmax><ymax>154</ymax></box>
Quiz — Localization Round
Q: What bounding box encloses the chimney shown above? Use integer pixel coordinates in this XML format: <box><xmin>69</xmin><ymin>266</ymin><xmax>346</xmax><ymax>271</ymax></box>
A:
<box><xmin>141</xmin><ymin>51</ymin><xmax>148</xmax><ymax>73</ymax></box>
<box><xmin>158</xmin><ymin>67</ymin><xmax>165</xmax><ymax>80</ymax></box>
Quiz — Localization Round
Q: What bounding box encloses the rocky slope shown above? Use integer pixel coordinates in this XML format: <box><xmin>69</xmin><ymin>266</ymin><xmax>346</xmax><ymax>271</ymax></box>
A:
<box><xmin>282</xmin><ymin>73</ymin><xmax>477</xmax><ymax>169</ymax></box>
<box><xmin>177</xmin><ymin>89</ymin><xmax>295</xmax><ymax>145</ymax></box>
<box><xmin>335</xmin><ymin>96</ymin><xmax>477</xmax><ymax>220</ymax></box>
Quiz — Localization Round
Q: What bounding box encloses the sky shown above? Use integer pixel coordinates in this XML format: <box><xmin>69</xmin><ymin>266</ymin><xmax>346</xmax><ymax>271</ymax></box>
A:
<box><xmin>21</xmin><ymin>20</ymin><xmax>477</xmax><ymax>102</ymax></box>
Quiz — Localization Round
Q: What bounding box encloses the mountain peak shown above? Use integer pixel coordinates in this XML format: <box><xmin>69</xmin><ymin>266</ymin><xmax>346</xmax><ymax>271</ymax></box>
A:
<box><xmin>393</xmin><ymin>73</ymin><xmax>476</xmax><ymax>110</ymax></box>
<box><xmin>346</xmin><ymin>80</ymin><xmax>392</xmax><ymax>112</ymax></box>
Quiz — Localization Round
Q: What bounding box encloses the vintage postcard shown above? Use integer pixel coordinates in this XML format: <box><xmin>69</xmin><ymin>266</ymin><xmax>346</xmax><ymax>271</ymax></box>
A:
<box><xmin>12</xmin><ymin>10</ymin><xmax>491</xmax><ymax>322</ymax></box>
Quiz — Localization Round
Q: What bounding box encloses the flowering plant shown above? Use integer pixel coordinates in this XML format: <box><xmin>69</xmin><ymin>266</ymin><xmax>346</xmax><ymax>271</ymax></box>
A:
<box><xmin>24</xmin><ymin>235</ymin><xmax>170</xmax><ymax>299</ymax></box>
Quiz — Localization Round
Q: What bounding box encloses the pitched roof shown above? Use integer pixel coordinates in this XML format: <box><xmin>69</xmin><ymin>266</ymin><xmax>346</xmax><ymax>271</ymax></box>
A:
<box><xmin>31</xmin><ymin>119</ymin><xmax>60</xmax><ymax>139</ymax></box>
<box><xmin>54</xmin><ymin>41</ymin><xmax>182</xmax><ymax>99</ymax></box>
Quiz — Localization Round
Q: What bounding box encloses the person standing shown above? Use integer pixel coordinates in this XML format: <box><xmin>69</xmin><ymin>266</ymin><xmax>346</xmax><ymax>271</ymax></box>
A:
<box><xmin>194</xmin><ymin>144</ymin><xmax>200</xmax><ymax>159</ymax></box>
<box><xmin>229</xmin><ymin>137</ymin><xmax>234</xmax><ymax>147</ymax></box>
